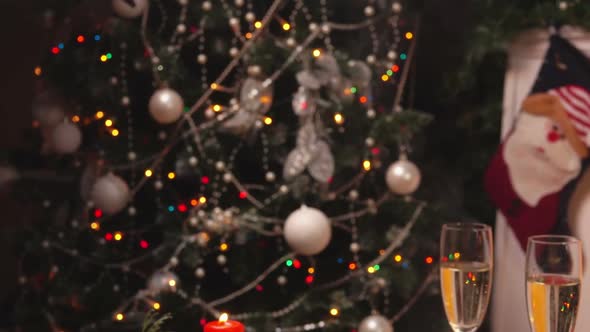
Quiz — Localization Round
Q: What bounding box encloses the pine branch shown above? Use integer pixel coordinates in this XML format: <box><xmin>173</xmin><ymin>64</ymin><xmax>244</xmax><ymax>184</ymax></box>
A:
<box><xmin>142</xmin><ymin>311</ymin><xmax>172</xmax><ymax>332</ymax></box>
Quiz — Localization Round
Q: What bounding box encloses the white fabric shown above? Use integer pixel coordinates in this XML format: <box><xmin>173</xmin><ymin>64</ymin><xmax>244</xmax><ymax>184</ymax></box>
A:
<box><xmin>492</xmin><ymin>26</ymin><xmax>590</xmax><ymax>332</ymax></box>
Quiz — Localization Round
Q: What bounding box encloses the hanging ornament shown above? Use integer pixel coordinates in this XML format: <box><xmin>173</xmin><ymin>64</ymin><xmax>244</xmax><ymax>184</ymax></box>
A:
<box><xmin>292</xmin><ymin>87</ymin><xmax>316</xmax><ymax>116</ymax></box>
<box><xmin>147</xmin><ymin>270</ymin><xmax>179</xmax><ymax>294</ymax></box>
<box><xmin>283</xmin><ymin>205</ymin><xmax>332</xmax><ymax>256</ymax></box>
<box><xmin>283</xmin><ymin>121</ymin><xmax>334</xmax><ymax>183</ymax></box>
<box><xmin>221</xmin><ymin>78</ymin><xmax>274</xmax><ymax>137</ymax></box>
<box><xmin>148</xmin><ymin>88</ymin><xmax>184</xmax><ymax>124</ymax></box>
<box><xmin>33</xmin><ymin>104</ymin><xmax>65</xmax><ymax>128</ymax></box>
<box><xmin>358</xmin><ymin>314</ymin><xmax>393</xmax><ymax>332</ymax></box>
<box><xmin>51</xmin><ymin>122</ymin><xmax>82</xmax><ymax>154</ymax></box>
<box><xmin>90</xmin><ymin>173</ymin><xmax>130</xmax><ymax>215</ymax></box>
<box><xmin>112</xmin><ymin>0</ymin><xmax>148</xmax><ymax>19</ymax></box>
<box><xmin>385</xmin><ymin>158</ymin><xmax>421</xmax><ymax>195</ymax></box>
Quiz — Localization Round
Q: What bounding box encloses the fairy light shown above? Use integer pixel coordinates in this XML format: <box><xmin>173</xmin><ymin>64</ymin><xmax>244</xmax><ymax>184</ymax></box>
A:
<box><xmin>76</xmin><ymin>35</ymin><xmax>85</xmax><ymax>43</ymax></box>
<box><xmin>105</xmin><ymin>119</ymin><xmax>113</xmax><ymax>127</ymax></box>
<box><xmin>167</xmin><ymin>172</ymin><xmax>176</xmax><ymax>180</ymax></box>
<box><xmin>405</xmin><ymin>32</ymin><xmax>414</xmax><ymax>40</ymax></box>
<box><xmin>425</xmin><ymin>256</ymin><xmax>434</xmax><ymax>264</ymax></box>
<box><xmin>190</xmin><ymin>199</ymin><xmax>198</xmax><ymax>206</ymax></box>
<box><xmin>282</xmin><ymin>22</ymin><xmax>291</xmax><ymax>31</ymax></box>
<box><xmin>254</xmin><ymin>21</ymin><xmax>263</xmax><ymax>29</ymax></box>
<box><xmin>329</xmin><ymin>308</ymin><xmax>339</xmax><ymax>316</ymax></box>
<box><xmin>95</xmin><ymin>111</ymin><xmax>105</xmax><ymax>119</ymax></box>
<box><xmin>114</xmin><ymin>232</ymin><xmax>123</xmax><ymax>241</ymax></box>
<box><xmin>454</xmin><ymin>252</ymin><xmax>461</xmax><ymax>260</ymax></box>
<box><xmin>312</xmin><ymin>49</ymin><xmax>322</xmax><ymax>57</ymax></box>
<box><xmin>245</xmin><ymin>32</ymin><xmax>253</xmax><ymax>39</ymax></box>
<box><xmin>362</xmin><ymin>160</ymin><xmax>372</xmax><ymax>171</ymax></box>
<box><xmin>90</xmin><ymin>222</ymin><xmax>100</xmax><ymax>231</ymax></box>
<box><xmin>111</xmin><ymin>129</ymin><xmax>120</xmax><ymax>137</ymax></box>
<box><xmin>115</xmin><ymin>313</ymin><xmax>124</xmax><ymax>321</ymax></box>
<box><xmin>34</xmin><ymin>66</ymin><xmax>42</xmax><ymax>76</ymax></box>
<box><xmin>100</xmin><ymin>55</ymin><xmax>108</xmax><ymax>62</ymax></box>
<box><xmin>392</xmin><ymin>65</ymin><xmax>400</xmax><ymax>72</ymax></box>
<box><xmin>153</xmin><ymin>302</ymin><xmax>161</xmax><ymax>310</ymax></box>
<box><xmin>168</xmin><ymin>279</ymin><xmax>176</xmax><ymax>287</ymax></box>
<box><xmin>220</xmin><ymin>243</ymin><xmax>229</xmax><ymax>251</ymax></box>
<box><xmin>348</xmin><ymin>262</ymin><xmax>357</xmax><ymax>270</ymax></box>
<box><xmin>334</xmin><ymin>113</ymin><xmax>344</xmax><ymax>125</ymax></box>
<box><xmin>359</xmin><ymin>96</ymin><xmax>368</xmax><ymax>104</ymax></box>
<box><xmin>72</xmin><ymin>115</ymin><xmax>80</xmax><ymax>123</ymax></box>
<box><xmin>210</xmin><ymin>83</ymin><xmax>218</xmax><ymax>90</ymax></box>
<box><xmin>286</xmin><ymin>259</ymin><xmax>293</xmax><ymax>267</ymax></box>
<box><xmin>308</xmin><ymin>267</ymin><xmax>315</xmax><ymax>274</ymax></box>
<box><xmin>367</xmin><ymin>266</ymin><xmax>376</xmax><ymax>274</ymax></box>
<box><xmin>394</xmin><ymin>254</ymin><xmax>403</xmax><ymax>263</ymax></box>
<box><xmin>263</xmin><ymin>116</ymin><xmax>273</xmax><ymax>125</ymax></box>
<box><xmin>144</xmin><ymin>169</ymin><xmax>153</xmax><ymax>177</ymax></box>
<box><xmin>199</xmin><ymin>196</ymin><xmax>207</xmax><ymax>204</ymax></box>
<box><xmin>381</xmin><ymin>74</ymin><xmax>389</xmax><ymax>82</ymax></box>
<box><xmin>51</xmin><ymin>47</ymin><xmax>60</xmax><ymax>54</ymax></box>
<box><xmin>212</xmin><ymin>104</ymin><xmax>222</xmax><ymax>112</ymax></box>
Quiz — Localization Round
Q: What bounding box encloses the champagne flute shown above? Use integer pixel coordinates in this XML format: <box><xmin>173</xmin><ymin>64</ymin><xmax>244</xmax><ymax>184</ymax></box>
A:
<box><xmin>526</xmin><ymin>235</ymin><xmax>582</xmax><ymax>332</ymax></box>
<box><xmin>440</xmin><ymin>223</ymin><xmax>493</xmax><ymax>332</ymax></box>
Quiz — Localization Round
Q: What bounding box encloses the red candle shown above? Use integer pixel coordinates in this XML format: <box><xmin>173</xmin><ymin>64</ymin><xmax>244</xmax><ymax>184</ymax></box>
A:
<box><xmin>204</xmin><ymin>314</ymin><xmax>245</xmax><ymax>332</ymax></box>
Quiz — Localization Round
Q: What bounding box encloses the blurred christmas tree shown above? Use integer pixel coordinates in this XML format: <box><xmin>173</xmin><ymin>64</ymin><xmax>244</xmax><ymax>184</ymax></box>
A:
<box><xmin>6</xmin><ymin>0</ymin><xmax>484</xmax><ymax>331</ymax></box>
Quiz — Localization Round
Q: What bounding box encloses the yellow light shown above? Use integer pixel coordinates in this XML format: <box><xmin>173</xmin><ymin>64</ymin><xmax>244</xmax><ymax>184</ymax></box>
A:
<box><xmin>334</xmin><ymin>113</ymin><xmax>344</xmax><ymax>125</ymax></box>
<box><xmin>144</xmin><ymin>169</ymin><xmax>153</xmax><ymax>177</ymax></box>
<box><xmin>167</xmin><ymin>172</ymin><xmax>176</xmax><ymax>180</ymax></box>
<box><xmin>367</xmin><ymin>266</ymin><xmax>375</xmax><ymax>274</ymax></box>
<box><xmin>168</xmin><ymin>279</ymin><xmax>176</xmax><ymax>287</ymax></box>
<box><xmin>263</xmin><ymin>116</ymin><xmax>273</xmax><ymax>125</ymax></box>
<box><xmin>34</xmin><ymin>66</ymin><xmax>42</xmax><ymax>76</ymax></box>
<box><xmin>90</xmin><ymin>222</ymin><xmax>100</xmax><ymax>230</ymax></box>
<box><xmin>282</xmin><ymin>23</ymin><xmax>291</xmax><ymax>31</ymax></box>
<box><xmin>115</xmin><ymin>313</ymin><xmax>124</xmax><ymax>321</ymax></box>
<box><xmin>381</xmin><ymin>74</ymin><xmax>389</xmax><ymax>82</ymax></box>
<box><xmin>212</xmin><ymin>104</ymin><xmax>222</xmax><ymax>112</ymax></box>
<box><xmin>199</xmin><ymin>196</ymin><xmax>207</xmax><ymax>204</ymax></box>
<box><xmin>220</xmin><ymin>243</ymin><xmax>229</xmax><ymax>251</ymax></box>
<box><xmin>312</xmin><ymin>49</ymin><xmax>321</xmax><ymax>58</ymax></box>
<box><xmin>105</xmin><ymin>119</ymin><xmax>113</xmax><ymax>127</ymax></box>
<box><xmin>260</xmin><ymin>96</ymin><xmax>272</xmax><ymax>104</ymax></box>
<box><xmin>394</xmin><ymin>254</ymin><xmax>403</xmax><ymax>263</ymax></box>
<box><xmin>95</xmin><ymin>111</ymin><xmax>105</xmax><ymax>119</ymax></box>
<box><xmin>254</xmin><ymin>21</ymin><xmax>263</xmax><ymax>29</ymax></box>
<box><xmin>219</xmin><ymin>313</ymin><xmax>229</xmax><ymax>323</ymax></box>
<box><xmin>210</xmin><ymin>83</ymin><xmax>218</xmax><ymax>90</ymax></box>
<box><xmin>454</xmin><ymin>252</ymin><xmax>461</xmax><ymax>259</ymax></box>
<box><xmin>405</xmin><ymin>32</ymin><xmax>414</xmax><ymax>40</ymax></box>
<box><xmin>114</xmin><ymin>232</ymin><xmax>123</xmax><ymax>241</ymax></box>
<box><xmin>245</xmin><ymin>32</ymin><xmax>253</xmax><ymax>39</ymax></box>
<box><xmin>308</xmin><ymin>267</ymin><xmax>315</xmax><ymax>274</ymax></box>
<box><xmin>362</xmin><ymin>160</ymin><xmax>372</xmax><ymax>171</ymax></box>
<box><xmin>100</xmin><ymin>55</ymin><xmax>108</xmax><ymax>62</ymax></box>
<box><xmin>329</xmin><ymin>308</ymin><xmax>339</xmax><ymax>316</ymax></box>
<box><xmin>111</xmin><ymin>129</ymin><xmax>120</xmax><ymax>137</ymax></box>
<box><xmin>72</xmin><ymin>115</ymin><xmax>80</xmax><ymax>123</ymax></box>
<box><xmin>153</xmin><ymin>302</ymin><xmax>160</xmax><ymax>310</ymax></box>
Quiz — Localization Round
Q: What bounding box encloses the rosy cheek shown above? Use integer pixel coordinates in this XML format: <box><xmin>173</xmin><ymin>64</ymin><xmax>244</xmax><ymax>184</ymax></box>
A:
<box><xmin>536</xmin><ymin>147</ymin><xmax>545</xmax><ymax>154</ymax></box>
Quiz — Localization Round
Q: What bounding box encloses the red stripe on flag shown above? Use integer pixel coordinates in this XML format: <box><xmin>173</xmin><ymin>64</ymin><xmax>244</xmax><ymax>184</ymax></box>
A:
<box><xmin>554</xmin><ymin>89</ymin><xmax>590</xmax><ymax>128</ymax></box>
<box><xmin>559</xmin><ymin>87</ymin><xmax>590</xmax><ymax>117</ymax></box>
<box><xmin>567</xmin><ymin>86</ymin><xmax>590</xmax><ymax>110</ymax></box>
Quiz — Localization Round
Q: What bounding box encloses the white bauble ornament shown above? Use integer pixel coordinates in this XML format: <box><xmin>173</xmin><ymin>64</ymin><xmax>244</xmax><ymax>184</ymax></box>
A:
<box><xmin>283</xmin><ymin>206</ymin><xmax>332</xmax><ymax>256</ymax></box>
<box><xmin>90</xmin><ymin>173</ymin><xmax>130</xmax><ymax>215</ymax></box>
<box><xmin>148</xmin><ymin>88</ymin><xmax>184</xmax><ymax>124</ymax></box>
<box><xmin>112</xmin><ymin>0</ymin><xmax>147</xmax><ymax>19</ymax></box>
<box><xmin>33</xmin><ymin>103</ymin><xmax>64</xmax><ymax>128</ymax></box>
<box><xmin>385</xmin><ymin>159</ymin><xmax>421</xmax><ymax>195</ymax></box>
<box><xmin>359</xmin><ymin>315</ymin><xmax>393</xmax><ymax>332</ymax></box>
<box><xmin>51</xmin><ymin>122</ymin><xmax>82</xmax><ymax>154</ymax></box>
<box><xmin>147</xmin><ymin>270</ymin><xmax>179</xmax><ymax>294</ymax></box>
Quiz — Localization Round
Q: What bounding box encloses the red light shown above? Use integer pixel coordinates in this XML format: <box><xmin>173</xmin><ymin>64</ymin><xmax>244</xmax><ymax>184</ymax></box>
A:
<box><xmin>255</xmin><ymin>284</ymin><xmax>263</xmax><ymax>292</ymax></box>
<box><xmin>293</xmin><ymin>259</ymin><xmax>302</xmax><ymax>269</ymax></box>
<box><xmin>94</xmin><ymin>209</ymin><xmax>103</xmax><ymax>218</ymax></box>
<box><xmin>105</xmin><ymin>233</ymin><xmax>113</xmax><ymax>241</ymax></box>
<box><xmin>359</xmin><ymin>96</ymin><xmax>368</xmax><ymax>104</ymax></box>
<box><xmin>201</xmin><ymin>176</ymin><xmax>210</xmax><ymax>184</ymax></box>
<box><xmin>140</xmin><ymin>240</ymin><xmax>149</xmax><ymax>249</ymax></box>
<box><xmin>200</xmin><ymin>318</ymin><xmax>207</xmax><ymax>326</ymax></box>
<box><xmin>371</xmin><ymin>147</ymin><xmax>380</xmax><ymax>156</ymax></box>
<box><xmin>441</xmin><ymin>256</ymin><xmax>448</xmax><ymax>263</ymax></box>
<box><xmin>239</xmin><ymin>191</ymin><xmax>248</xmax><ymax>199</ymax></box>
<box><xmin>425</xmin><ymin>256</ymin><xmax>434</xmax><ymax>264</ymax></box>
<box><xmin>305</xmin><ymin>275</ymin><xmax>314</xmax><ymax>284</ymax></box>
<box><xmin>51</xmin><ymin>47</ymin><xmax>60</xmax><ymax>54</ymax></box>
<box><xmin>348</xmin><ymin>263</ymin><xmax>357</xmax><ymax>270</ymax></box>
<box><xmin>392</xmin><ymin>65</ymin><xmax>400</xmax><ymax>72</ymax></box>
<box><xmin>190</xmin><ymin>199</ymin><xmax>198</xmax><ymax>206</ymax></box>
<box><xmin>76</xmin><ymin>35</ymin><xmax>85</xmax><ymax>43</ymax></box>
<box><xmin>177</xmin><ymin>204</ymin><xmax>188</xmax><ymax>212</ymax></box>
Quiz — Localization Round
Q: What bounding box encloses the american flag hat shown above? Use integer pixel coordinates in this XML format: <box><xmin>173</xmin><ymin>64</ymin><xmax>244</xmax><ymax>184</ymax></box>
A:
<box><xmin>549</xmin><ymin>85</ymin><xmax>590</xmax><ymax>145</ymax></box>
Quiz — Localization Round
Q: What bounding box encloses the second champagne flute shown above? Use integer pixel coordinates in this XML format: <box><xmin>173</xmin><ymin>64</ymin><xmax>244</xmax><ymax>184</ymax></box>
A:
<box><xmin>440</xmin><ymin>222</ymin><xmax>494</xmax><ymax>332</ymax></box>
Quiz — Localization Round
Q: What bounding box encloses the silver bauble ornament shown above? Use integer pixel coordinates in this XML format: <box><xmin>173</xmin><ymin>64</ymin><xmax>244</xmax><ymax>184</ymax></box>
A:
<box><xmin>52</xmin><ymin>122</ymin><xmax>82</xmax><ymax>154</ymax></box>
<box><xmin>147</xmin><ymin>270</ymin><xmax>179</xmax><ymax>294</ymax></box>
<box><xmin>359</xmin><ymin>315</ymin><xmax>393</xmax><ymax>332</ymax></box>
<box><xmin>90</xmin><ymin>173</ymin><xmax>130</xmax><ymax>215</ymax></box>
<box><xmin>292</xmin><ymin>87</ymin><xmax>316</xmax><ymax>116</ymax></box>
<box><xmin>112</xmin><ymin>0</ymin><xmax>147</xmax><ymax>18</ymax></box>
<box><xmin>385</xmin><ymin>159</ymin><xmax>421</xmax><ymax>195</ymax></box>
<box><xmin>148</xmin><ymin>88</ymin><xmax>184</xmax><ymax>124</ymax></box>
<box><xmin>283</xmin><ymin>205</ymin><xmax>332</xmax><ymax>256</ymax></box>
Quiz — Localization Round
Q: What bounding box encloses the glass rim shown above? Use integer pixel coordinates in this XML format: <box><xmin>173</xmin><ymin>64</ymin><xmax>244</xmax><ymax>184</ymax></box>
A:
<box><xmin>442</xmin><ymin>222</ymin><xmax>491</xmax><ymax>232</ymax></box>
<box><xmin>528</xmin><ymin>235</ymin><xmax>580</xmax><ymax>245</ymax></box>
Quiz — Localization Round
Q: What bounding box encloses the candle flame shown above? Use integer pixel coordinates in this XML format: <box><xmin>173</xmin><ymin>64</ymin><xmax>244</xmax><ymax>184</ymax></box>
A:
<box><xmin>219</xmin><ymin>313</ymin><xmax>229</xmax><ymax>323</ymax></box>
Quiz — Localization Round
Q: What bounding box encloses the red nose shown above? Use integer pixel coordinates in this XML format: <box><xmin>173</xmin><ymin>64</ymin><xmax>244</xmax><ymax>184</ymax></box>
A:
<box><xmin>547</xmin><ymin>130</ymin><xmax>560</xmax><ymax>143</ymax></box>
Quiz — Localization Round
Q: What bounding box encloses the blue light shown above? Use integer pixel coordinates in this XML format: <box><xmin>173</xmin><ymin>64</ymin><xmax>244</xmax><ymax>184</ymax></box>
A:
<box><xmin>58</xmin><ymin>43</ymin><xmax>65</xmax><ymax>49</ymax></box>
<box><xmin>94</xmin><ymin>34</ymin><xmax>101</xmax><ymax>41</ymax></box>
<box><xmin>400</xmin><ymin>53</ymin><xmax>407</xmax><ymax>60</ymax></box>
<box><xmin>168</xmin><ymin>206</ymin><xmax>175</xmax><ymax>212</ymax></box>
<box><xmin>402</xmin><ymin>262</ymin><xmax>409</xmax><ymax>269</ymax></box>
<box><xmin>337</xmin><ymin>258</ymin><xmax>344</xmax><ymax>264</ymax></box>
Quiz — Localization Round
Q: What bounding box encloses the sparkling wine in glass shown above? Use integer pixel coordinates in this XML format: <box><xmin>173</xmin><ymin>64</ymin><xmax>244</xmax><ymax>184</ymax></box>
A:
<box><xmin>526</xmin><ymin>235</ymin><xmax>582</xmax><ymax>332</ymax></box>
<box><xmin>440</xmin><ymin>223</ymin><xmax>493</xmax><ymax>332</ymax></box>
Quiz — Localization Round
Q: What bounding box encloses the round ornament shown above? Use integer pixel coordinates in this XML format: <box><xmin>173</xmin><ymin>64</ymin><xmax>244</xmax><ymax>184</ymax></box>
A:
<box><xmin>148</xmin><ymin>88</ymin><xmax>184</xmax><ymax>124</ymax></box>
<box><xmin>112</xmin><ymin>0</ymin><xmax>147</xmax><ymax>19</ymax></box>
<box><xmin>359</xmin><ymin>314</ymin><xmax>393</xmax><ymax>332</ymax></box>
<box><xmin>147</xmin><ymin>270</ymin><xmax>179</xmax><ymax>294</ymax></box>
<box><xmin>385</xmin><ymin>159</ymin><xmax>421</xmax><ymax>195</ymax></box>
<box><xmin>90</xmin><ymin>173</ymin><xmax>130</xmax><ymax>215</ymax></box>
<box><xmin>283</xmin><ymin>205</ymin><xmax>332</xmax><ymax>256</ymax></box>
<box><xmin>33</xmin><ymin>103</ymin><xmax>65</xmax><ymax>128</ymax></box>
<box><xmin>52</xmin><ymin>122</ymin><xmax>82</xmax><ymax>154</ymax></box>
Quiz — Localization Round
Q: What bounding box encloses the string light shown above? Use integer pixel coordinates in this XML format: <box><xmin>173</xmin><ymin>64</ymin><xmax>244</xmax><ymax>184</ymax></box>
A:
<box><xmin>72</xmin><ymin>115</ymin><xmax>80</xmax><ymax>123</ymax></box>
<box><xmin>111</xmin><ymin>129</ymin><xmax>120</xmax><ymax>137</ymax></box>
<box><xmin>95</xmin><ymin>111</ymin><xmax>105</xmax><ymax>119</ymax></box>
<box><xmin>33</xmin><ymin>66</ymin><xmax>42</xmax><ymax>76</ymax></box>
<box><xmin>144</xmin><ymin>169</ymin><xmax>153</xmax><ymax>177</ymax></box>
<box><xmin>220</xmin><ymin>243</ymin><xmax>229</xmax><ymax>251</ymax></box>
<box><xmin>305</xmin><ymin>275</ymin><xmax>314</xmax><ymax>284</ymax></box>
<box><xmin>394</xmin><ymin>254</ymin><xmax>403</xmax><ymax>263</ymax></box>
<box><xmin>168</xmin><ymin>279</ymin><xmax>176</xmax><ymax>287</ymax></box>
<box><xmin>100</xmin><ymin>55</ymin><xmax>108</xmax><ymax>62</ymax></box>
<box><xmin>425</xmin><ymin>256</ymin><xmax>434</xmax><ymax>264</ymax></box>
<box><xmin>199</xmin><ymin>196</ymin><xmax>207</xmax><ymax>204</ymax></box>
<box><xmin>90</xmin><ymin>222</ymin><xmax>100</xmax><ymax>230</ymax></box>
<box><xmin>210</xmin><ymin>83</ymin><xmax>218</xmax><ymax>90</ymax></box>
<box><xmin>454</xmin><ymin>252</ymin><xmax>461</xmax><ymax>260</ymax></box>
<box><xmin>51</xmin><ymin>47</ymin><xmax>60</xmax><ymax>55</ymax></box>
<box><xmin>245</xmin><ymin>32</ymin><xmax>253</xmax><ymax>39</ymax></box>
<box><xmin>263</xmin><ymin>116</ymin><xmax>273</xmax><ymax>125</ymax></box>
<box><xmin>105</xmin><ymin>119</ymin><xmax>113</xmax><ymax>127</ymax></box>
<box><xmin>177</xmin><ymin>204</ymin><xmax>187</xmax><ymax>212</ymax></box>
<box><xmin>282</xmin><ymin>22</ymin><xmax>291</xmax><ymax>31</ymax></box>
<box><xmin>405</xmin><ymin>32</ymin><xmax>414</xmax><ymax>40</ymax></box>
<box><xmin>367</xmin><ymin>266</ymin><xmax>376</xmax><ymax>274</ymax></box>
<box><xmin>359</xmin><ymin>96</ymin><xmax>368</xmax><ymax>104</ymax></box>
<box><xmin>140</xmin><ymin>240</ymin><xmax>149</xmax><ymax>249</ymax></box>
<box><xmin>348</xmin><ymin>263</ymin><xmax>357</xmax><ymax>270</ymax></box>
<box><xmin>115</xmin><ymin>313</ymin><xmax>124</xmax><ymax>321</ymax></box>
<box><xmin>308</xmin><ymin>267</ymin><xmax>315</xmax><ymax>274</ymax></box>
<box><xmin>350</xmin><ymin>86</ymin><xmax>358</xmax><ymax>94</ymax></box>
<box><xmin>94</xmin><ymin>209</ymin><xmax>103</xmax><ymax>218</ymax></box>
<box><xmin>190</xmin><ymin>199</ymin><xmax>198</xmax><ymax>206</ymax></box>
<box><xmin>381</xmin><ymin>74</ymin><xmax>389</xmax><ymax>82</ymax></box>
<box><xmin>362</xmin><ymin>160</ymin><xmax>372</xmax><ymax>171</ymax></box>
<box><xmin>76</xmin><ymin>35</ymin><xmax>85</xmax><ymax>43</ymax></box>
<box><xmin>329</xmin><ymin>308</ymin><xmax>339</xmax><ymax>316</ymax></box>
<box><xmin>239</xmin><ymin>191</ymin><xmax>248</xmax><ymax>199</ymax></box>
<box><xmin>114</xmin><ymin>232</ymin><xmax>123</xmax><ymax>241</ymax></box>
<box><xmin>334</xmin><ymin>113</ymin><xmax>344</xmax><ymax>125</ymax></box>
<box><xmin>153</xmin><ymin>302</ymin><xmax>161</xmax><ymax>310</ymax></box>
<box><xmin>312</xmin><ymin>49</ymin><xmax>322</xmax><ymax>57</ymax></box>
<box><xmin>212</xmin><ymin>104</ymin><xmax>222</xmax><ymax>112</ymax></box>
<box><xmin>286</xmin><ymin>259</ymin><xmax>293</xmax><ymax>267</ymax></box>
<box><xmin>167</xmin><ymin>172</ymin><xmax>176</xmax><ymax>180</ymax></box>
<box><xmin>254</xmin><ymin>21</ymin><xmax>263</xmax><ymax>29</ymax></box>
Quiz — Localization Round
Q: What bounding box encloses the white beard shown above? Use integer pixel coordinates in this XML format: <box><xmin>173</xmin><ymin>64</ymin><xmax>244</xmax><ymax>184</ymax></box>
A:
<box><xmin>504</xmin><ymin>112</ymin><xmax>581</xmax><ymax>206</ymax></box>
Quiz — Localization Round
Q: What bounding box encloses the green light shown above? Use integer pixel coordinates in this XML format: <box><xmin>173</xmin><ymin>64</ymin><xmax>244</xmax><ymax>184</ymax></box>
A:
<box><xmin>286</xmin><ymin>260</ymin><xmax>293</xmax><ymax>267</ymax></box>
<box><xmin>373</xmin><ymin>264</ymin><xmax>380</xmax><ymax>271</ymax></box>
<box><xmin>400</xmin><ymin>53</ymin><xmax>407</xmax><ymax>60</ymax></box>
<box><xmin>386</xmin><ymin>69</ymin><xmax>393</xmax><ymax>76</ymax></box>
<box><xmin>106</xmin><ymin>53</ymin><xmax>113</xmax><ymax>59</ymax></box>
<box><xmin>350</xmin><ymin>87</ymin><xmax>357</xmax><ymax>94</ymax></box>
<box><xmin>448</xmin><ymin>254</ymin><xmax>454</xmax><ymax>261</ymax></box>
<box><xmin>184</xmin><ymin>106</ymin><xmax>190</xmax><ymax>113</ymax></box>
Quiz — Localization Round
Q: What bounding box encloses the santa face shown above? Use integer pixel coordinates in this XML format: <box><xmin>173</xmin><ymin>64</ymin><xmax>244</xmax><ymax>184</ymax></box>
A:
<box><xmin>504</xmin><ymin>112</ymin><xmax>581</xmax><ymax>206</ymax></box>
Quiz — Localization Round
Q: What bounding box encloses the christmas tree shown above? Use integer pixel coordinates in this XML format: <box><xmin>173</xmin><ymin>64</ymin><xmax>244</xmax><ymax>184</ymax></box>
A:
<box><xmin>6</xmin><ymin>0</ymin><xmax>519</xmax><ymax>331</ymax></box>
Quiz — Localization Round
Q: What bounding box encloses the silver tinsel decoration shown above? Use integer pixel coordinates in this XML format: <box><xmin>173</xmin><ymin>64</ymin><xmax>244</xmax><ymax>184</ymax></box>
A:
<box><xmin>283</xmin><ymin>121</ymin><xmax>334</xmax><ymax>183</ymax></box>
<box><xmin>221</xmin><ymin>78</ymin><xmax>273</xmax><ymax>136</ymax></box>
